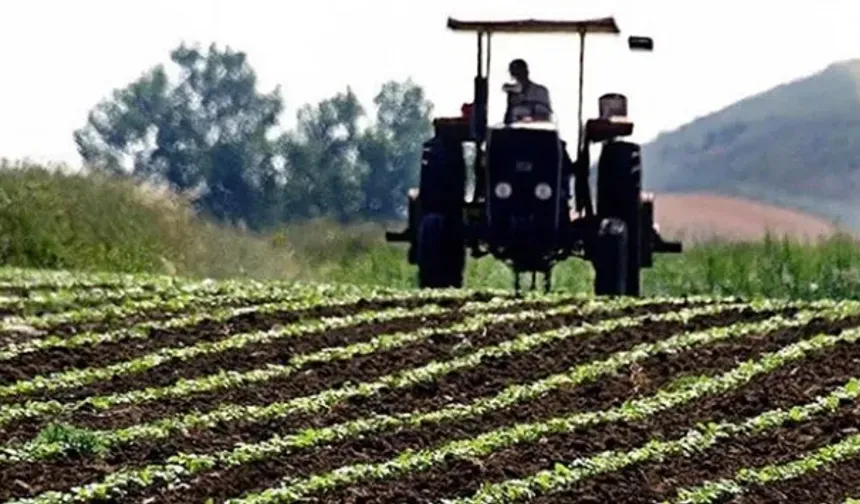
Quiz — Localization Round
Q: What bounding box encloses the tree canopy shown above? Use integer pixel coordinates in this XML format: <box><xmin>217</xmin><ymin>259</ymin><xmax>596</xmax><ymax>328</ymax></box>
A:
<box><xmin>75</xmin><ymin>43</ymin><xmax>433</xmax><ymax>230</ymax></box>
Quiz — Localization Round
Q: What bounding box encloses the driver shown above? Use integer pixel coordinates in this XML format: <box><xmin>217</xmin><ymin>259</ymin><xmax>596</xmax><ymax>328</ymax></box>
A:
<box><xmin>503</xmin><ymin>59</ymin><xmax>552</xmax><ymax>123</ymax></box>
<box><xmin>502</xmin><ymin>59</ymin><xmax>589</xmax><ymax>215</ymax></box>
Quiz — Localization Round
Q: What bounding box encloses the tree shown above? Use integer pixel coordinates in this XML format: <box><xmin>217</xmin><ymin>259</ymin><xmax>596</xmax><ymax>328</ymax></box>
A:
<box><xmin>279</xmin><ymin>80</ymin><xmax>433</xmax><ymax>222</ymax></box>
<box><xmin>74</xmin><ymin>43</ymin><xmax>283</xmax><ymax>229</ymax></box>
<box><xmin>279</xmin><ymin>87</ymin><xmax>367</xmax><ymax>222</ymax></box>
<box><xmin>358</xmin><ymin>79</ymin><xmax>433</xmax><ymax>220</ymax></box>
<box><xmin>75</xmin><ymin>42</ymin><xmax>436</xmax><ymax>228</ymax></box>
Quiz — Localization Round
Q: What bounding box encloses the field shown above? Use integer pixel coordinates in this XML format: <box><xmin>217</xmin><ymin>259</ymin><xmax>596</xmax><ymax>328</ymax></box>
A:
<box><xmin>652</xmin><ymin>193</ymin><xmax>841</xmax><ymax>242</ymax></box>
<box><xmin>0</xmin><ymin>269</ymin><xmax>859</xmax><ymax>503</ymax></box>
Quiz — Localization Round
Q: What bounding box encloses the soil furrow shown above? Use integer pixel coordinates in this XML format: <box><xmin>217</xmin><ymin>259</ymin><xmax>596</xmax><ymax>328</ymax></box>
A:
<box><xmin>0</xmin><ymin>299</ymin><xmax>660</xmax><ymax>443</ymax></box>
<box><xmin>0</xmin><ymin>295</ymin><xmax>284</xmax><ymax>344</ymax></box>
<box><xmin>0</xmin><ymin>311</ymin><xmax>468</xmax><ymax>404</ymax></box>
<box><xmin>0</xmin><ymin>301</ymin><xmax>503</xmax><ymax>444</ymax></box>
<box><xmin>304</xmin><ymin>325</ymin><xmax>860</xmax><ymax>504</ymax></box>
<box><xmin>532</xmin><ymin>405</ymin><xmax>860</xmax><ymax>503</ymax></box>
<box><xmin>0</xmin><ymin>302</ymin><xmax>709</xmax><ymax>498</ymax></box>
<box><xmin>0</xmin><ymin>305</ymin><xmax>771</xmax><ymax>501</ymax></box>
<box><xmin>0</xmin><ymin>295</ymin><xmax>497</xmax><ymax>391</ymax></box>
<box><xmin>115</xmin><ymin>307</ymin><xmax>824</xmax><ymax>502</ymax></box>
<box><xmin>4</xmin><ymin>299</ymin><xmax>645</xmax><ymax>404</ymax></box>
<box><xmin>729</xmin><ymin>457</ymin><xmax>860</xmax><ymax>503</ymax></box>
<box><xmin>305</xmin><ymin>307</ymin><xmax>784</xmax><ymax>427</ymax></box>
<box><xmin>64</xmin><ymin>300</ymin><xmax>707</xmax><ymax>432</ymax></box>
<box><xmin>2</xmin><ymin>292</ymin><xmax>483</xmax><ymax>346</ymax></box>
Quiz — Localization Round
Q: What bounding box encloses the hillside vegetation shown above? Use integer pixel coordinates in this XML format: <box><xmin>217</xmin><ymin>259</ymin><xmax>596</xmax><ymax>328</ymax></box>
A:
<box><xmin>0</xmin><ymin>161</ymin><xmax>303</xmax><ymax>280</ymax></box>
<box><xmin>644</xmin><ymin>59</ymin><xmax>860</xmax><ymax>231</ymax></box>
<box><xmin>0</xmin><ymin>162</ymin><xmax>859</xmax><ymax>300</ymax></box>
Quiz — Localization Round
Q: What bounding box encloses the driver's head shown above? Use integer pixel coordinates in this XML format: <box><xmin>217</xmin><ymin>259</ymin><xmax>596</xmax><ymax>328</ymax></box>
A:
<box><xmin>509</xmin><ymin>59</ymin><xmax>529</xmax><ymax>83</ymax></box>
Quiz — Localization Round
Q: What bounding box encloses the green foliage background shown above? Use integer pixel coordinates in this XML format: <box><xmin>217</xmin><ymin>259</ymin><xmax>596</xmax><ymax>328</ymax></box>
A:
<box><xmin>0</xmin><ymin>162</ymin><xmax>857</xmax><ymax>301</ymax></box>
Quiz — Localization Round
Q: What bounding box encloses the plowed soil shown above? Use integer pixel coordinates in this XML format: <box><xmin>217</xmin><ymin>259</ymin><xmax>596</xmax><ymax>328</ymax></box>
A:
<box><xmin>0</xmin><ymin>305</ymin><xmax>773</xmax><ymax>500</ymax></box>
<box><xmin>729</xmin><ymin>458</ymin><xmax>860</xmax><ymax>503</ymax></box>
<box><xmin>309</xmin><ymin>325</ymin><xmax>860</xmax><ymax>503</ymax></box>
<box><xmin>1</xmin><ymin>287</ymin><xmax>857</xmax><ymax>504</ymax></box>
<box><xmin>654</xmin><ymin>193</ymin><xmax>842</xmax><ymax>242</ymax></box>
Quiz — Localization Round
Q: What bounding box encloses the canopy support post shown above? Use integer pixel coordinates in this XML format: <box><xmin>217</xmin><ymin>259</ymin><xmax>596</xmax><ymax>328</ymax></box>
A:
<box><xmin>472</xmin><ymin>31</ymin><xmax>490</xmax><ymax>146</ymax></box>
<box><xmin>577</xmin><ymin>29</ymin><xmax>586</xmax><ymax>152</ymax></box>
<box><xmin>476</xmin><ymin>31</ymin><xmax>483</xmax><ymax>77</ymax></box>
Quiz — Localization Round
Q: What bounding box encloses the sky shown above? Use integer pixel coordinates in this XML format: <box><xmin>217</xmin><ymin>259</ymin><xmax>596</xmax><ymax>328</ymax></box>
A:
<box><xmin>2</xmin><ymin>0</ymin><xmax>860</xmax><ymax>165</ymax></box>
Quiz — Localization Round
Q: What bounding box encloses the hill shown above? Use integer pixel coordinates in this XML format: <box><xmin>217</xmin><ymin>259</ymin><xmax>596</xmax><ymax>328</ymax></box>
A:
<box><xmin>642</xmin><ymin>59</ymin><xmax>860</xmax><ymax>231</ymax></box>
<box><xmin>653</xmin><ymin>193</ymin><xmax>840</xmax><ymax>242</ymax></box>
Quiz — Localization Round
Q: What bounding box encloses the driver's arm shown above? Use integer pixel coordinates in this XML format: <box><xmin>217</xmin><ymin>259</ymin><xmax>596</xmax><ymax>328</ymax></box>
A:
<box><xmin>537</xmin><ymin>85</ymin><xmax>552</xmax><ymax>112</ymax></box>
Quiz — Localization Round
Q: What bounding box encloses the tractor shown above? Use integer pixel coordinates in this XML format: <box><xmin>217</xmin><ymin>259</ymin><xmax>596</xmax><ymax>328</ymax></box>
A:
<box><xmin>385</xmin><ymin>15</ymin><xmax>682</xmax><ymax>295</ymax></box>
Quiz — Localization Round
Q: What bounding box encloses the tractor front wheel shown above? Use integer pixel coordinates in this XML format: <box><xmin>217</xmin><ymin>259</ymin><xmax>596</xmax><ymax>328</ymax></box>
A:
<box><xmin>417</xmin><ymin>213</ymin><xmax>464</xmax><ymax>288</ymax></box>
<box><xmin>592</xmin><ymin>217</ymin><xmax>629</xmax><ymax>296</ymax></box>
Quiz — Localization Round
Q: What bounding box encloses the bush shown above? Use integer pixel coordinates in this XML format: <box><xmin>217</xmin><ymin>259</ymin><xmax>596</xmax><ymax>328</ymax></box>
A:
<box><xmin>0</xmin><ymin>161</ymin><xmax>302</xmax><ymax>280</ymax></box>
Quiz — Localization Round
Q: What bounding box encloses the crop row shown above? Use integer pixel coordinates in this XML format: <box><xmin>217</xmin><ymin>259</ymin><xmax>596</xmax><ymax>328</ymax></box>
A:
<box><xmin>452</xmin><ymin>374</ymin><xmax>860</xmax><ymax>504</ymax></box>
<box><xmin>0</xmin><ymin>268</ymin><xmax>195</xmax><ymax>293</ymax></box>
<box><xmin>0</xmin><ymin>286</ymin><xmax>181</xmax><ymax>316</ymax></box>
<box><xmin>669</xmin><ymin>414</ymin><xmax>860</xmax><ymax>503</ymax></box>
<box><xmin>217</xmin><ymin>315</ymin><xmax>860</xmax><ymax>504</ymax></box>
<box><xmin>0</xmin><ymin>294</ymin><xmax>686</xmax><ymax>432</ymax></box>
<box><xmin>0</xmin><ymin>269</ymin><xmax>354</xmax><ymax>295</ymax></box>
<box><xmin>117</xmin><ymin>306</ymin><xmax>827</xmax><ymax>496</ymax></box>
<box><xmin>0</xmin><ymin>287</ymin><xmax>335</xmax><ymax>361</ymax></box>
<box><xmin>3</xmin><ymin>285</ymin><xmax>854</xmax><ymax>502</ymax></box>
<box><xmin>0</xmin><ymin>281</ymin><xmax>379</xmax><ymax>332</ymax></box>
<box><xmin>0</xmin><ymin>302</ymin><xmax>463</xmax><ymax>400</ymax></box>
<box><xmin>0</xmin><ymin>294</ymin><xmax>720</xmax><ymax>501</ymax></box>
<box><xmin>0</xmin><ymin>295</ymin><xmax>712</xmax><ymax>463</ymax></box>
<box><xmin>0</xmin><ymin>294</ymin><xmax>680</xmax><ymax>402</ymax></box>
<box><xmin>0</xmin><ymin>275</ymin><xmax>316</xmax><ymax>317</ymax></box>
<box><xmin>0</xmin><ymin>280</ymin><xmax>504</xmax><ymax>361</ymax></box>
<box><xmin>1</xmin><ymin>299</ymin><xmax>841</xmax><ymax>502</ymax></box>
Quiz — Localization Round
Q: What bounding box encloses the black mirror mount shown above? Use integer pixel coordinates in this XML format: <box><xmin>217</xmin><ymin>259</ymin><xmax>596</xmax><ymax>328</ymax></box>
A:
<box><xmin>628</xmin><ymin>36</ymin><xmax>653</xmax><ymax>51</ymax></box>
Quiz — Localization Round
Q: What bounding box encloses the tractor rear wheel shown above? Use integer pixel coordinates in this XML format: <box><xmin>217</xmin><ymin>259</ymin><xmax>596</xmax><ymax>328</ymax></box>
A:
<box><xmin>597</xmin><ymin>141</ymin><xmax>642</xmax><ymax>296</ymax></box>
<box><xmin>417</xmin><ymin>213</ymin><xmax>464</xmax><ymax>288</ymax></box>
<box><xmin>593</xmin><ymin>217</ymin><xmax>629</xmax><ymax>296</ymax></box>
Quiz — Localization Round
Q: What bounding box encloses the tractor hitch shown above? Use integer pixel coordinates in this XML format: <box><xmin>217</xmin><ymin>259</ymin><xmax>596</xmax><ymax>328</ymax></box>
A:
<box><xmin>385</xmin><ymin>230</ymin><xmax>412</xmax><ymax>243</ymax></box>
<box><xmin>653</xmin><ymin>233</ymin><xmax>682</xmax><ymax>253</ymax></box>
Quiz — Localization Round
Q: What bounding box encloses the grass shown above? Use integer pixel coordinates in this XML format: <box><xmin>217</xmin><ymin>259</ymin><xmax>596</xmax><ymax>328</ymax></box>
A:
<box><xmin>0</xmin><ymin>160</ymin><xmax>302</xmax><ymax>281</ymax></box>
<box><xmin>643</xmin><ymin>232</ymin><xmax>860</xmax><ymax>299</ymax></box>
<box><xmin>0</xmin><ymin>160</ymin><xmax>858</xmax><ymax>299</ymax></box>
<box><xmin>298</xmin><ymin>222</ymin><xmax>860</xmax><ymax>300</ymax></box>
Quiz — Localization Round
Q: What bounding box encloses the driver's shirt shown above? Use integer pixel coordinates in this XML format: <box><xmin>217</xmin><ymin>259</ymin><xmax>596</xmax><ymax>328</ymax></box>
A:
<box><xmin>506</xmin><ymin>81</ymin><xmax>552</xmax><ymax>122</ymax></box>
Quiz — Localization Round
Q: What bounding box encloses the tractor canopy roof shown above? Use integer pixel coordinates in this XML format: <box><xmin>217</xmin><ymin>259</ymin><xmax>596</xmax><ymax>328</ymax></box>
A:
<box><xmin>446</xmin><ymin>14</ymin><xmax>648</xmax><ymax>149</ymax></box>
<box><xmin>447</xmin><ymin>17</ymin><xmax>620</xmax><ymax>35</ymax></box>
